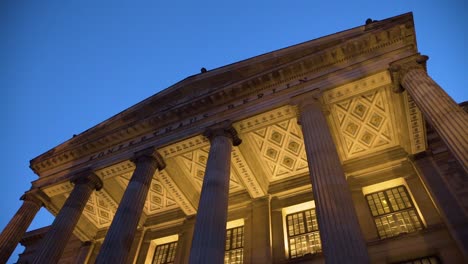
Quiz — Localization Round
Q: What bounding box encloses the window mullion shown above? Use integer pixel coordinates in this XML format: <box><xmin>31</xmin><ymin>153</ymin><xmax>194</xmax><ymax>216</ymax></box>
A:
<box><xmin>383</xmin><ymin>190</ymin><xmax>393</xmax><ymax>213</ymax></box>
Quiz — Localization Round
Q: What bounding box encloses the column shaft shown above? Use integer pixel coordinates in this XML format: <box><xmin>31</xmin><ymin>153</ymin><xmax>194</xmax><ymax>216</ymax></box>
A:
<box><xmin>351</xmin><ymin>190</ymin><xmax>379</xmax><ymax>241</ymax></box>
<box><xmin>189</xmin><ymin>136</ymin><xmax>232</xmax><ymax>264</ymax></box>
<box><xmin>189</xmin><ymin>123</ymin><xmax>241</xmax><ymax>264</ymax></box>
<box><xmin>0</xmin><ymin>193</ymin><xmax>42</xmax><ymax>264</ymax></box>
<box><xmin>33</xmin><ymin>173</ymin><xmax>102</xmax><ymax>264</ymax></box>
<box><xmin>412</xmin><ymin>154</ymin><xmax>468</xmax><ymax>260</ymax></box>
<box><xmin>127</xmin><ymin>229</ymin><xmax>144</xmax><ymax>264</ymax></box>
<box><xmin>173</xmin><ymin>217</ymin><xmax>196</xmax><ymax>264</ymax></box>
<box><xmin>96</xmin><ymin>148</ymin><xmax>165</xmax><ymax>264</ymax></box>
<box><xmin>246</xmin><ymin>197</ymin><xmax>272</xmax><ymax>263</ymax></box>
<box><xmin>270</xmin><ymin>201</ymin><xmax>286</xmax><ymax>263</ymax></box>
<box><xmin>74</xmin><ymin>241</ymin><xmax>93</xmax><ymax>264</ymax></box>
<box><xmin>298</xmin><ymin>98</ymin><xmax>369</xmax><ymax>263</ymax></box>
<box><xmin>401</xmin><ymin>67</ymin><xmax>468</xmax><ymax>173</ymax></box>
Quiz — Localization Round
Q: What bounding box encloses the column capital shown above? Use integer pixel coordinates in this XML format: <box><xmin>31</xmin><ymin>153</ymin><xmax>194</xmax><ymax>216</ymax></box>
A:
<box><xmin>389</xmin><ymin>54</ymin><xmax>429</xmax><ymax>93</ymax></box>
<box><xmin>132</xmin><ymin>147</ymin><xmax>166</xmax><ymax>170</ymax></box>
<box><xmin>203</xmin><ymin>121</ymin><xmax>242</xmax><ymax>146</ymax></box>
<box><xmin>71</xmin><ymin>169</ymin><xmax>103</xmax><ymax>191</ymax></box>
<box><xmin>290</xmin><ymin>90</ymin><xmax>330</xmax><ymax>123</ymax></box>
<box><xmin>20</xmin><ymin>189</ymin><xmax>49</xmax><ymax>207</ymax></box>
<box><xmin>290</xmin><ymin>90</ymin><xmax>321</xmax><ymax>110</ymax></box>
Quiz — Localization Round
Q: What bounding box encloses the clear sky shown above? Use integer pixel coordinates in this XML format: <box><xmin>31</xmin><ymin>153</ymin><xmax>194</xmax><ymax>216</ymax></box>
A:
<box><xmin>1</xmin><ymin>1</ymin><xmax>466</xmax><ymax>263</ymax></box>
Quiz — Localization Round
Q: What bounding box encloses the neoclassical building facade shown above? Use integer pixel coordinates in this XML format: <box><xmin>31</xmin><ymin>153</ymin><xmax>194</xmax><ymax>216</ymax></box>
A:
<box><xmin>1</xmin><ymin>12</ymin><xmax>467</xmax><ymax>264</ymax></box>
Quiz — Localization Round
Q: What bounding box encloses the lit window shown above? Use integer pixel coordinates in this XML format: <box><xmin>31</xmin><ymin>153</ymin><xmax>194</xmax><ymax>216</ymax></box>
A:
<box><xmin>152</xmin><ymin>241</ymin><xmax>177</xmax><ymax>264</ymax></box>
<box><xmin>394</xmin><ymin>255</ymin><xmax>441</xmax><ymax>264</ymax></box>
<box><xmin>286</xmin><ymin>209</ymin><xmax>321</xmax><ymax>259</ymax></box>
<box><xmin>224</xmin><ymin>226</ymin><xmax>244</xmax><ymax>264</ymax></box>
<box><xmin>365</xmin><ymin>185</ymin><xmax>423</xmax><ymax>239</ymax></box>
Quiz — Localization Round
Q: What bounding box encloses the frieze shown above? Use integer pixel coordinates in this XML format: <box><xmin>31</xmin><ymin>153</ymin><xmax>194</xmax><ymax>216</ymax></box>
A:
<box><xmin>30</xmin><ymin>20</ymin><xmax>415</xmax><ymax>175</ymax></box>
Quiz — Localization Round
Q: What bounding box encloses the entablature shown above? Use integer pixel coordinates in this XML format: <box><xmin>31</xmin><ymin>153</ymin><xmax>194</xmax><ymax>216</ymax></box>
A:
<box><xmin>30</xmin><ymin>13</ymin><xmax>417</xmax><ymax>179</ymax></box>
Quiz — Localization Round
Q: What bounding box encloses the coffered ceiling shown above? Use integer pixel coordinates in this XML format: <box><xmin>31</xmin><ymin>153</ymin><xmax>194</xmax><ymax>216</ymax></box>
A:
<box><xmin>40</xmin><ymin>71</ymin><xmax>425</xmax><ymax>240</ymax></box>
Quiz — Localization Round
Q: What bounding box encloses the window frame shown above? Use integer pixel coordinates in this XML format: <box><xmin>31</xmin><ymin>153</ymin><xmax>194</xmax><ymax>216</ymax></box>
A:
<box><xmin>285</xmin><ymin>208</ymin><xmax>322</xmax><ymax>259</ymax></box>
<box><xmin>365</xmin><ymin>185</ymin><xmax>424</xmax><ymax>239</ymax></box>
<box><xmin>224</xmin><ymin>225</ymin><xmax>244</xmax><ymax>264</ymax></box>
<box><xmin>151</xmin><ymin>240</ymin><xmax>178</xmax><ymax>264</ymax></box>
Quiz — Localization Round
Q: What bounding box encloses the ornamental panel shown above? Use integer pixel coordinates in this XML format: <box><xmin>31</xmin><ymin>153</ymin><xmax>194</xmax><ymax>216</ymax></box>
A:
<box><xmin>116</xmin><ymin>174</ymin><xmax>179</xmax><ymax>215</ymax></box>
<box><xmin>173</xmin><ymin>146</ymin><xmax>245</xmax><ymax>193</ymax></box>
<box><xmin>244</xmin><ymin>117</ymin><xmax>309</xmax><ymax>182</ymax></box>
<box><xmin>328</xmin><ymin>86</ymin><xmax>399</xmax><ymax>160</ymax></box>
<box><xmin>81</xmin><ymin>190</ymin><xmax>118</xmax><ymax>228</ymax></box>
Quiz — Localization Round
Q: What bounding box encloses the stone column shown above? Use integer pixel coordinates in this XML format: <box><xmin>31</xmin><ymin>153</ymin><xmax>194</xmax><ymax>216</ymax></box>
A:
<box><xmin>188</xmin><ymin>122</ymin><xmax>242</xmax><ymax>264</ymax></box>
<box><xmin>32</xmin><ymin>171</ymin><xmax>102</xmax><ymax>264</ymax></box>
<box><xmin>0</xmin><ymin>190</ymin><xmax>45</xmax><ymax>264</ymax></box>
<box><xmin>127</xmin><ymin>228</ymin><xmax>144</xmax><ymax>264</ymax></box>
<box><xmin>246</xmin><ymin>196</ymin><xmax>272</xmax><ymax>263</ymax></box>
<box><xmin>173</xmin><ymin>216</ymin><xmax>196</xmax><ymax>264</ymax></box>
<box><xmin>74</xmin><ymin>241</ymin><xmax>94</xmax><ymax>264</ymax></box>
<box><xmin>86</xmin><ymin>241</ymin><xmax>102</xmax><ymax>264</ymax></box>
<box><xmin>410</xmin><ymin>152</ymin><xmax>468</xmax><ymax>260</ymax></box>
<box><xmin>350</xmin><ymin>189</ymin><xmax>379</xmax><ymax>241</ymax></box>
<box><xmin>294</xmin><ymin>93</ymin><xmax>370</xmax><ymax>264</ymax></box>
<box><xmin>135</xmin><ymin>237</ymin><xmax>151</xmax><ymax>264</ymax></box>
<box><xmin>270</xmin><ymin>202</ymin><xmax>286</xmax><ymax>263</ymax></box>
<box><xmin>96</xmin><ymin>147</ymin><xmax>166</xmax><ymax>264</ymax></box>
<box><xmin>390</xmin><ymin>55</ymin><xmax>468</xmax><ymax>173</ymax></box>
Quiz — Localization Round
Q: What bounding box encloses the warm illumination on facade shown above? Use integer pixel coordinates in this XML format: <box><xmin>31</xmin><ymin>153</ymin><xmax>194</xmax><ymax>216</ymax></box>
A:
<box><xmin>2</xmin><ymin>13</ymin><xmax>466</xmax><ymax>264</ymax></box>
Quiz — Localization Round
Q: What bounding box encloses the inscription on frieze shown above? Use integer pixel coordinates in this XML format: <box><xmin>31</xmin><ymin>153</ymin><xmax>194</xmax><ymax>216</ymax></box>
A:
<box><xmin>88</xmin><ymin>76</ymin><xmax>312</xmax><ymax>161</ymax></box>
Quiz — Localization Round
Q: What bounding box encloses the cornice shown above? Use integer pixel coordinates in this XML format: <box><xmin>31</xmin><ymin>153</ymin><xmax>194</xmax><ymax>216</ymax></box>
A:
<box><xmin>30</xmin><ymin>13</ymin><xmax>416</xmax><ymax>177</ymax></box>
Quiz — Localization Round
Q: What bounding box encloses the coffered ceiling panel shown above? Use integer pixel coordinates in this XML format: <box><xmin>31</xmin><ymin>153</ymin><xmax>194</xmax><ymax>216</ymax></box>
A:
<box><xmin>244</xmin><ymin>117</ymin><xmax>309</xmax><ymax>182</ymax></box>
<box><xmin>116</xmin><ymin>174</ymin><xmax>179</xmax><ymax>216</ymax></box>
<box><xmin>329</xmin><ymin>83</ymin><xmax>399</xmax><ymax>160</ymax></box>
<box><xmin>82</xmin><ymin>191</ymin><xmax>118</xmax><ymax>229</ymax></box>
<box><xmin>173</xmin><ymin>146</ymin><xmax>245</xmax><ymax>193</ymax></box>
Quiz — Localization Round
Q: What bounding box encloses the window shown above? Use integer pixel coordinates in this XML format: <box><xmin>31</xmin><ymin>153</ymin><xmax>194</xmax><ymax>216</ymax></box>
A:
<box><xmin>225</xmin><ymin>226</ymin><xmax>244</xmax><ymax>264</ymax></box>
<box><xmin>286</xmin><ymin>209</ymin><xmax>321</xmax><ymax>259</ymax></box>
<box><xmin>365</xmin><ymin>185</ymin><xmax>423</xmax><ymax>239</ymax></box>
<box><xmin>152</xmin><ymin>241</ymin><xmax>177</xmax><ymax>264</ymax></box>
<box><xmin>393</xmin><ymin>255</ymin><xmax>441</xmax><ymax>264</ymax></box>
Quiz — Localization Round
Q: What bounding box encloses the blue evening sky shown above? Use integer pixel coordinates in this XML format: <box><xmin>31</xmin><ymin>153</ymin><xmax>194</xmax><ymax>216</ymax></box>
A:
<box><xmin>1</xmin><ymin>1</ymin><xmax>466</xmax><ymax>262</ymax></box>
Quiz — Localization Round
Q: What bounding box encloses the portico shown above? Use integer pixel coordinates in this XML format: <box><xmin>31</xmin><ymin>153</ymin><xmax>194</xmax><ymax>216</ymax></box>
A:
<box><xmin>1</xmin><ymin>12</ymin><xmax>467</xmax><ymax>264</ymax></box>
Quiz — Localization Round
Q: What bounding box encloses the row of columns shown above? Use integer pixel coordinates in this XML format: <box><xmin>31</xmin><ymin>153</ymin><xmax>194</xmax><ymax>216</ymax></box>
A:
<box><xmin>390</xmin><ymin>55</ymin><xmax>468</xmax><ymax>259</ymax></box>
<box><xmin>0</xmin><ymin>55</ymin><xmax>467</xmax><ymax>263</ymax></box>
<box><xmin>0</xmin><ymin>149</ymin><xmax>166</xmax><ymax>264</ymax></box>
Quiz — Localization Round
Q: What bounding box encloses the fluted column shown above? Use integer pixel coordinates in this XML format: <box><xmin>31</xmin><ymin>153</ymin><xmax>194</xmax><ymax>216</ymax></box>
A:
<box><xmin>390</xmin><ymin>55</ymin><xmax>468</xmax><ymax>173</ymax></box>
<box><xmin>410</xmin><ymin>152</ymin><xmax>468</xmax><ymax>260</ymax></box>
<box><xmin>188</xmin><ymin>122</ymin><xmax>242</xmax><ymax>264</ymax></box>
<box><xmin>0</xmin><ymin>190</ymin><xmax>45</xmax><ymax>264</ymax></box>
<box><xmin>96</xmin><ymin>147</ymin><xmax>166</xmax><ymax>264</ymax></box>
<box><xmin>294</xmin><ymin>93</ymin><xmax>369</xmax><ymax>264</ymax></box>
<box><xmin>33</xmin><ymin>171</ymin><xmax>102</xmax><ymax>264</ymax></box>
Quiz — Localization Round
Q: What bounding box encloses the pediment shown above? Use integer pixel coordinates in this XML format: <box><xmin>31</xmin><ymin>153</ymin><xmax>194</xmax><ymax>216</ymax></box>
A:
<box><xmin>30</xmin><ymin>13</ymin><xmax>417</xmax><ymax>179</ymax></box>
